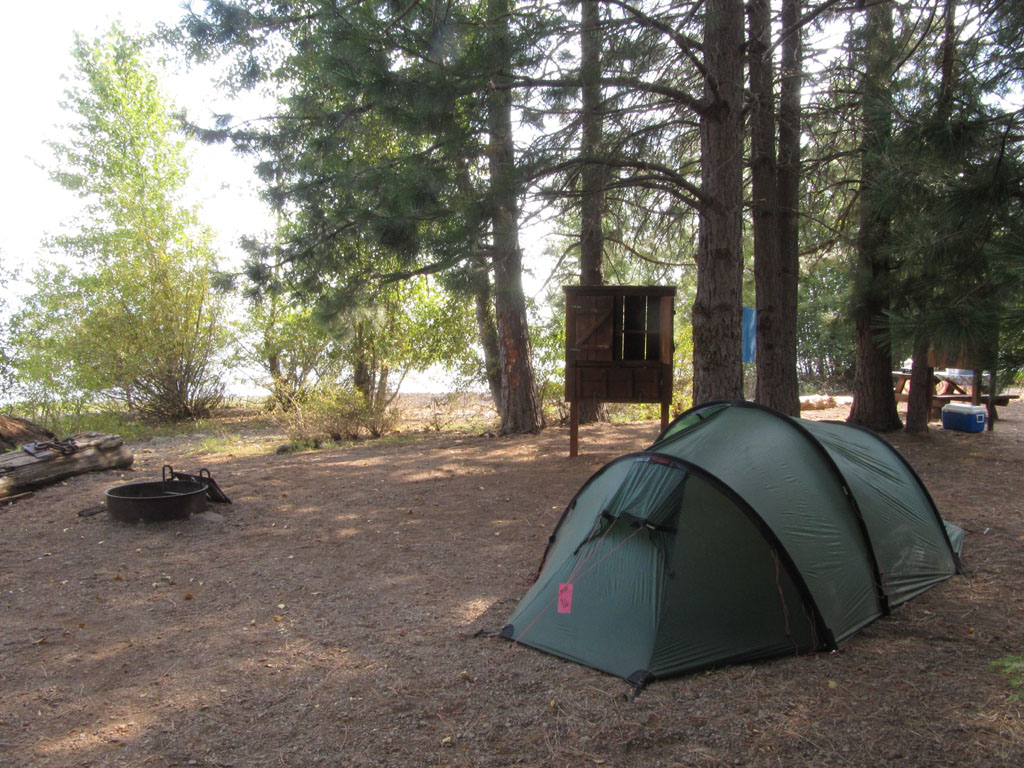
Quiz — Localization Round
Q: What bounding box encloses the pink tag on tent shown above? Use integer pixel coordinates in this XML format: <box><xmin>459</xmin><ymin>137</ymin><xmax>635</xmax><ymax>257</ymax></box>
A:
<box><xmin>557</xmin><ymin>583</ymin><xmax>573</xmax><ymax>613</ymax></box>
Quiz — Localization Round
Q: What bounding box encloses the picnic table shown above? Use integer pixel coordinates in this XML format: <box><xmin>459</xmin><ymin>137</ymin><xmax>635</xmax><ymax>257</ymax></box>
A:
<box><xmin>892</xmin><ymin>370</ymin><xmax>1019</xmax><ymax>419</ymax></box>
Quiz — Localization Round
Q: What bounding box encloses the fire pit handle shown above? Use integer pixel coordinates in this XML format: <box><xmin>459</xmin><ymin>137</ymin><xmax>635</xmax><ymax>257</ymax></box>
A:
<box><xmin>162</xmin><ymin>464</ymin><xmax>175</xmax><ymax>483</ymax></box>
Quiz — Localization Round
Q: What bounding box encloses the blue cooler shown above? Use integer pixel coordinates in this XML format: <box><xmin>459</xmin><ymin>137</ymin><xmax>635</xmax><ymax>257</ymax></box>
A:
<box><xmin>941</xmin><ymin>403</ymin><xmax>986</xmax><ymax>432</ymax></box>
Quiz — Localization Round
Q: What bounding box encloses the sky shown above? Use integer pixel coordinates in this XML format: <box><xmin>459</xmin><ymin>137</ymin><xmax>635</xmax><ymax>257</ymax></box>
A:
<box><xmin>0</xmin><ymin>0</ymin><xmax>272</xmax><ymax>296</ymax></box>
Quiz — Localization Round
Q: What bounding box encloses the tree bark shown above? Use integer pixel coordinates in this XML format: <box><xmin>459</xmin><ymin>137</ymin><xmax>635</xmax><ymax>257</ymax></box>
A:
<box><xmin>454</xmin><ymin>160</ymin><xmax>504</xmax><ymax>416</ymax></box>
<box><xmin>693</xmin><ymin>0</ymin><xmax>745</xmax><ymax>405</ymax></box>
<box><xmin>471</xmin><ymin>256</ymin><xmax>503</xmax><ymax>413</ymax></box>
<box><xmin>0</xmin><ymin>432</ymin><xmax>134</xmax><ymax>499</ymax></box>
<box><xmin>748</xmin><ymin>0</ymin><xmax>780</xmax><ymax>401</ymax></box>
<box><xmin>580</xmin><ymin>0</ymin><xmax>605</xmax><ymax>290</ymax></box>
<box><xmin>578</xmin><ymin>0</ymin><xmax>608</xmax><ymax>425</ymax></box>
<box><xmin>905</xmin><ymin>335</ymin><xmax>932</xmax><ymax>432</ymax></box>
<box><xmin>904</xmin><ymin>0</ymin><xmax>959</xmax><ymax>435</ymax></box>
<box><xmin>775</xmin><ymin>3</ymin><xmax>803</xmax><ymax>413</ymax></box>
<box><xmin>749</xmin><ymin>0</ymin><xmax>800</xmax><ymax>417</ymax></box>
<box><xmin>938</xmin><ymin>0</ymin><xmax>957</xmax><ymax>112</ymax></box>
<box><xmin>753</xmin><ymin>0</ymin><xmax>802</xmax><ymax>416</ymax></box>
<box><xmin>488</xmin><ymin>0</ymin><xmax>544</xmax><ymax>435</ymax></box>
<box><xmin>848</xmin><ymin>1</ymin><xmax>903</xmax><ymax>432</ymax></box>
<box><xmin>351</xmin><ymin>322</ymin><xmax>373</xmax><ymax>404</ymax></box>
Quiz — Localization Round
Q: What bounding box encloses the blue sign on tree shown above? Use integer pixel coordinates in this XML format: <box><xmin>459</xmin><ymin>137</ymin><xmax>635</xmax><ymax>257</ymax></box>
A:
<box><xmin>742</xmin><ymin>307</ymin><xmax>757</xmax><ymax>363</ymax></box>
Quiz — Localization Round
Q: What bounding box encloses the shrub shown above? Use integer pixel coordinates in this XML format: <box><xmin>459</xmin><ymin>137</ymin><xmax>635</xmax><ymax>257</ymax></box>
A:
<box><xmin>273</xmin><ymin>384</ymin><xmax>399</xmax><ymax>445</ymax></box>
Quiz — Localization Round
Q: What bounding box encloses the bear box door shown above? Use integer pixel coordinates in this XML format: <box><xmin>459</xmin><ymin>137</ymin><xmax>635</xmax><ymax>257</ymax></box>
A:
<box><xmin>565</xmin><ymin>291</ymin><xmax>616</xmax><ymax>401</ymax></box>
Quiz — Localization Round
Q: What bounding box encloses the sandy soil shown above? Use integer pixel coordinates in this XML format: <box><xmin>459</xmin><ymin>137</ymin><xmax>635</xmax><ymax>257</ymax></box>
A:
<box><xmin>2</xmin><ymin>399</ymin><xmax>1023</xmax><ymax>767</ymax></box>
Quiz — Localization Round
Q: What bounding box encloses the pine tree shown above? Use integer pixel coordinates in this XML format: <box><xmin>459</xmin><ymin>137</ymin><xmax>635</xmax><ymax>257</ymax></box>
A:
<box><xmin>178</xmin><ymin>0</ymin><xmax>545</xmax><ymax>432</ymax></box>
<box><xmin>883</xmin><ymin>0</ymin><xmax>1024</xmax><ymax>431</ymax></box>
<box><xmin>693</xmin><ymin>0</ymin><xmax>745</xmax><ymax>403</ymax></box>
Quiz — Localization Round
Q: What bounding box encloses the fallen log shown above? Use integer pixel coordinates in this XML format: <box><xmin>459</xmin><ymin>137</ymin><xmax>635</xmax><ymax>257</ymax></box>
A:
<box><xmin>0</xmin><ymin>432</ymin><xmax>134</xmax><ymax>499</ymax></box>
<box><xmin>0</xmin><ymin>414</ymin><xmax>56</xmax><ymax>452</ymax></box>
<box><xmin>799</xmin><ymin>394</ymin><xmax>854</xmax><ymax>411</ymax></box>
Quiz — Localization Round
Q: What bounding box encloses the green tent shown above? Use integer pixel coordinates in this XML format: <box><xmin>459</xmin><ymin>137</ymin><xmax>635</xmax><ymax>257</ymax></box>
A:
<box><xmin>502</xmin><ymin>401</ymin><xmax>963</xmax><ymax>686</ymax></box>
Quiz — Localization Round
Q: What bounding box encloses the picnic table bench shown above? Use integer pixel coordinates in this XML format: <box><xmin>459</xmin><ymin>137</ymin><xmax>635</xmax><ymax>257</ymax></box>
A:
<box><xmin>892</xmin><ymin>370</ymin><xmax>1019</xmax><ymax>419</ymax></box>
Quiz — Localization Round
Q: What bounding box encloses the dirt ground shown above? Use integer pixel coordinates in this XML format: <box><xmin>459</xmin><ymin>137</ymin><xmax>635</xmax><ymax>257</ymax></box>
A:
<box><xmin>2</xmin><ymin>398</ymin><xmax>1023</xmax><ymax>767</ymax></box>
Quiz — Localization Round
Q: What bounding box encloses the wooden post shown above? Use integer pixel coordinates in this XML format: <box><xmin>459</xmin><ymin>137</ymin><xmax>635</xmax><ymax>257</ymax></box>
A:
<box><xmin>569</xmin><ymin>399</ymin><xmax>579</xmax><ymax>457</ymax></box>
<box><xmin>926</xmin><ymin>366</ymin><xmax>935</xmax><ymax>421</ymax></box>
<box><xmin>660</xmin><ymin>293</ymin><xmax>674</xmax><ymax>436</ymax></box>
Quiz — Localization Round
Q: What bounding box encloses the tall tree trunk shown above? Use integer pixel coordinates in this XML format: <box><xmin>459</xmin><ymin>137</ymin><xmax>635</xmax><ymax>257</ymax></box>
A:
<box><xmin>748</xmin><ymin>0</ymin><xmax>779</xmax><ymax>403</ymax></box>
<box><xmin>578</xmin><ymin>0</ymin><xmax>608</xmax><ymax>424</ymax></box>
<box><xmin>471</xmin><ymin>255</ymin><xmax>503</xmax><ymax>413</ymax></box>
<box><xmin>776</xmin><ymin>0</ymin><xmax>802</xmax><ymax>401</ymax></box>
<box><xmin>756</xmin><ymin>0</ymin><xmax>802</xmax><ymax>416</ymax></box>
<box><xmin>488</xmin><ymin>0</ymin><xmax>544</xmax><ymax>434</ymax></box>
<box><xmin>694</xmin><ymin>0</ymin><xmax>745</xmax><ymax>405</ymax></box>
<box><xmin>905</xmin><ymin>335</ymin><xmax>932</xmax><ymax>432</ymax></box>
<box><xmin>902</xmin><ymin>0</ymin><xmax>959</xmax><ymax>435</ymax></box>
<box><xmin>938</xmin><ymin>0</ymin><xmax>957</xmax><ymax>112</ymax></box>
<box><xmin>454</xmin><ymin>161</ymin><xmax>504</xmax><ymax>415</ymax></box>
<box><xmin>749</xmin><ymin>0</ymin><xmax>799</xmax><ymax>417</ymax></box>
<box><xmin>267</xmin><ymin>351</ymin><xmax>290</xmax><ymax>407</ymax></box>
<box><xmin>848</xmin><ymin>1</ymin><xmax>902</xmax><ymax>431</ymax></box>
<box><xmin>352</xmin><ymin>322</ymin><xmax>374</xmax><ymax>404</ymax></box>
<box><xmin>579</xmin><ymin>0</ymin><xmax>605</xmax><ymax>289</ymax></box>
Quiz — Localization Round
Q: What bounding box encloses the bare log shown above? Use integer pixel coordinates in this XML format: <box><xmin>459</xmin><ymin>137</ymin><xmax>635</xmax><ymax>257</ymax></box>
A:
<box><xmin>0</xmin><ymin>432</ymin><xmax>134</xmax><ymax>499</ymax></box>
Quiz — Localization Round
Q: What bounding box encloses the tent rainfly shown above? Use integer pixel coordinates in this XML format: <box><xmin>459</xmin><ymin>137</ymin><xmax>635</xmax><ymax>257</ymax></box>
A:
<box><xmin>502</xmin><ymin>401</ymin><xmax>964</xmax><ymax>686</ymax></box>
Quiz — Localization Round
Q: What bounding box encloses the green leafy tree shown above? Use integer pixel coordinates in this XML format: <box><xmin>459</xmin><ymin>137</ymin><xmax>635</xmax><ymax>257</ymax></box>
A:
<box><xmin>17</xmin><ymin>26</ymin><xmax>227</xmax><ymax>421</ymax></box>
<box><xmin>237</xmin><ymin>220</ymin><xmax>481</xmax><ymax>431</ymax></box>
<box><xmin>226</xmin><ymin>243</ymin><xmax>348</xmax><ymax>410</ymax></box>
<box><xmin>346</xmin><ymin>276</ymin><xmax>477</xmax><ymax>432</ymax></box>
<box><xmin>796</xmin><ymin>258</ymin><xmax>855</xmax><ymax>392</ymax></box>
<box><xmin>231</xmin><ymin>276</ymin><xmax>343</xmax><ymax>410</ymax></box>
<box><xmin>0</xmin><ymin>261</ymin><xmax>19</xmax><ymax>407</ymax></box>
